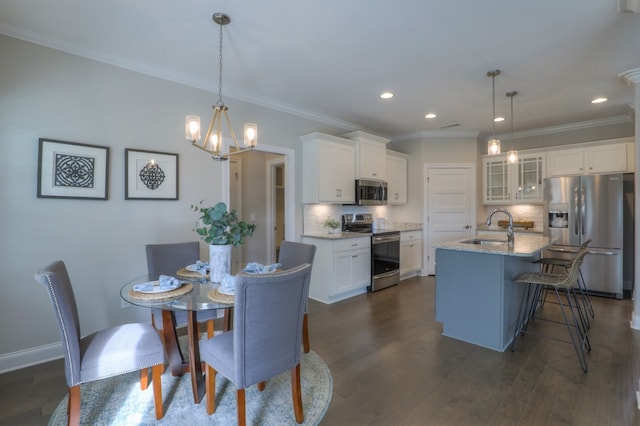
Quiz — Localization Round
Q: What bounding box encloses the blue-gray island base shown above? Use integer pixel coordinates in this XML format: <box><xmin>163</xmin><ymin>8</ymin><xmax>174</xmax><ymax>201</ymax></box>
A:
<box><xmin>434</xmin><ymin>235</ymin><xmax>554</xmax><ymax>352</ymax></box>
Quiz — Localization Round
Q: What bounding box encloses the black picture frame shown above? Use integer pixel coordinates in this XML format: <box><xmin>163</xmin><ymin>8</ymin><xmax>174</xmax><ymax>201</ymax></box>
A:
<box><xmin>125</xmin><ymin>149</ymin><xmax>178</xmax><ymax>200</ymax></box>
<box><xmin>37</xmin><ymin>138</ymin><xmax>109</xmax><ymax>200</ymax></box>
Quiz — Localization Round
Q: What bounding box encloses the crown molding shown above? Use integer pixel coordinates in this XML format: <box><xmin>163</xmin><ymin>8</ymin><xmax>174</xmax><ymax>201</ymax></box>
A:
<box><xmin>494</xmin><ymin>115</ymin><xmax>633</xmax><ymax>140</ymax></box>
<box><xmin>391</xmin><ymin>130</ymin><xmax>480</xmax><ymax>143</ymax></box>
<box><xmin>620</xmin><ymin>68</ymin><xmax>640</xmax><ymax>85</ymax></box>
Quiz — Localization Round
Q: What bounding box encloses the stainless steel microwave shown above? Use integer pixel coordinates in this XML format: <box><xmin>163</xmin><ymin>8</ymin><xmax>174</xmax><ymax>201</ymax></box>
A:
<box><xmin>354</xmin><ymin>179</ymin><xmax>387</xmax><ymax>205</ymax></box>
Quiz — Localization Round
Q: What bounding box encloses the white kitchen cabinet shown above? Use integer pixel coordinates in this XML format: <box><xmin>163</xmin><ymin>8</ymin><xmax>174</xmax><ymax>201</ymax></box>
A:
<box><xmin>343</xmin><ymin>131</ymin><xmax>389</xmax><ymax>181</ymax></box>
<box><xmin>301</xmin><ymin>133</ymin><xmax>356</xmax><ymax>204</ymax></box>
<box><xmin>386</xmin><ymin>151</ymin><xmax>408</xmax><ymax>204</ymax></box>
<box><xmin>482</xmin><ymin>153</ymin><xmax>544</xmax><ymax>205</ymax></box>
<box><xmin>547</xmin><ymin>142</ymin><xmax>630</xmax><ymax>176</ymax></box>
<box><xmin>400</xmin><ymin>230</ymin><xmax>422</xmax><ymax>278</ymax></box>
<box><xmin>302</xmin><ymin>236</ymin><xmax>371</xmax><ymax>304</ymax></box>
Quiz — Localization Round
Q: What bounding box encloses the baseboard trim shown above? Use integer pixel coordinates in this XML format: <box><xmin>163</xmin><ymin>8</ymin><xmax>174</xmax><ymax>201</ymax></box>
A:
<box><xmin>630</xmin><ymin>311</ymin><xmax>640</xmax><ymax>330</ymax></box>
<box><xmin>0</xmin><ymin>342</ymin><xmax>63</xmax><ymax>373</ymax></box>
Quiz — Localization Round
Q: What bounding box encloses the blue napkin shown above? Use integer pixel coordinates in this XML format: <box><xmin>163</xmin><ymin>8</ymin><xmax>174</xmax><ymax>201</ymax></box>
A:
<box><xmin>158</xmin><ymin>274</ymin><xmax>181</xmax><ymax>289</ymax></box>
<box><xmin>195</xmin><ymin>260</ymin><xmax>209</xmax><ymax>275</ymax></box>
<box><xmin>219</xmin><ymin>274</ymin><xmax>238</xmax><ymax>294</ymax></box>
<box><xmin>243</xmin><ymin>262</ymin><xmax>282</xmax><ymax>274</ymax></box>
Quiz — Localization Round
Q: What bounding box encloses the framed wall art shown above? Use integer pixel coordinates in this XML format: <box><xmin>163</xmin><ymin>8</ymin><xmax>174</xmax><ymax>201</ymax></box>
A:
<box><xmin>37</xmin><ymin>138</ymin><xmax>110</xmax><ymax>200</ymax></box>
<box><xmin>125</xmin><ymin>149</ymin><xmax>178</xmax><ymax>200</ymax></box>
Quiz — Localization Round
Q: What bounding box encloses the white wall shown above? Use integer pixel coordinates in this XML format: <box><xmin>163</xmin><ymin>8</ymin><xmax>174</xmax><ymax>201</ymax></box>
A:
<box><xmin>0</xmin><ymin>35</ymin><xmax>347</xmax><ymax>371</ymax></box>
<box><xmin>387</xmin><ymin>135</ymin><xmax>479</xmax><ymax>223</ymax></box>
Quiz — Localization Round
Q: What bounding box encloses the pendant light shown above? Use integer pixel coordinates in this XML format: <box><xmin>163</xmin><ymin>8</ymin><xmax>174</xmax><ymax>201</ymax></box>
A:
<box><xmin>185</xmin><ymin>13</ymin><xmax>257</xmax><ymax>161</ymax></box>
<box><xmin>506</xmin><ymin>91</ymin><xmax>518</xmax><ymax>164</ymax></box>
<box><xmin>487</xmin><ymin>70</ymin><xmax>501</xmax><ymax>155</ymax></box>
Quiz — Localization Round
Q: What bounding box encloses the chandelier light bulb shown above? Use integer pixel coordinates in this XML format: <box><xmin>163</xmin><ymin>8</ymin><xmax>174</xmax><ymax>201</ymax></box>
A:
<box><xmin>185</xmin><ymin>115</ymin><xmax>201</xmax><ymax>142</ymax></box>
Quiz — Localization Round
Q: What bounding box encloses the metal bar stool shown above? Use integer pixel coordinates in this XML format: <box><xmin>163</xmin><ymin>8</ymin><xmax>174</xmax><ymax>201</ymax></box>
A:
<box><xmin>512</xmin><ymin>248</ymin><xmax>591</xmax><ymax>373</ymax></box>
<box><xmin>534</xmin><ymin>239</ymin><xmax>594</xmax><ymax>326</ymax></box>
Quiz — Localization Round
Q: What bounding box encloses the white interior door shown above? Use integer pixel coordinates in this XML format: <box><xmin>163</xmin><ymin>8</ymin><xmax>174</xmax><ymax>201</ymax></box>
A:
<box><xmin>425</xmin><ymin>165</ymin><xmax>475</xmax><ymax>275</ymax></box>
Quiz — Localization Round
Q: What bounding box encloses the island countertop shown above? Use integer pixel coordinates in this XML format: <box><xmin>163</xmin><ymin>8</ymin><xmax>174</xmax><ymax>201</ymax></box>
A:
<box><xmin>435</xmin><ymin>234</ymin><xmax>555</xmax><ymax>257</ymax></box>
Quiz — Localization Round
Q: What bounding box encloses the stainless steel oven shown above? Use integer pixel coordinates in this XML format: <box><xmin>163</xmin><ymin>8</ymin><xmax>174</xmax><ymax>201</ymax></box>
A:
<box><xmin>370</xmin><ymin>231</ymin><xmax>400</xmax><ymax>292</ymax></box>
<box><xmin>342</xmin><ymin>213</ymin><xmax>400</xmax><ymax>292</ymax></box>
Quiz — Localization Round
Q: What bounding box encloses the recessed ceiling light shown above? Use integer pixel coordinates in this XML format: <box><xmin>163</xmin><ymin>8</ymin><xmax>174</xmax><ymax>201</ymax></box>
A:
<box><xmin>494</xmin><ymin>116</ymin><xmax>505</xmax><ymax>122</ymax></box>
<box><xmin>591</xmin><ymin>97</ymin><xmax>608</xmax><ymax>104</ymax></box>
<box><xmin>425</xmin><ymin>113</ymin><xmax>437</xmax><ymax>119</ymax></box>
<box><xmin>380</xmin><ymin>92</ymin><xmax>394</xmax><ymax>99</ymax></box>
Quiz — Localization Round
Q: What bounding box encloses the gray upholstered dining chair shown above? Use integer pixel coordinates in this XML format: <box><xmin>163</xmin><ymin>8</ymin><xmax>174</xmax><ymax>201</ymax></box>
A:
<box><xmin>35</xmin><ymin>260</ymin><xmax>165</xmax><ymax>425</ymax></box>
<box><xmin>200</xmin><ymin>263</ymin><xmax>313</xmax><ymax>426</ymax></box>
<box><xmin>146</xmin><ymin>241</ymin><xmax>217</xmax><ymax>338</ymax></box>
<box><xmin>278</xmin><ymin>240</ymin><xmax>316</xmax><ymax>353</ymax></box>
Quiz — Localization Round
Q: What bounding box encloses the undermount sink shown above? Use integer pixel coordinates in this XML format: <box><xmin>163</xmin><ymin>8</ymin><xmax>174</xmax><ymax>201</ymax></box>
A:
<box><xmin>461</xmin><ymin>238</ymin><xmax>508</xmax><ymax>246</ymax></box>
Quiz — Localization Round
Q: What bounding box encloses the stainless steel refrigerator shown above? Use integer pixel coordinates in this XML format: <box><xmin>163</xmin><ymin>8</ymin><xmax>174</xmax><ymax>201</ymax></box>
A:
<box><xmin>544</xmin><ymin>174</ymin><xmax>624</xmax><ymax>298</ymax></box>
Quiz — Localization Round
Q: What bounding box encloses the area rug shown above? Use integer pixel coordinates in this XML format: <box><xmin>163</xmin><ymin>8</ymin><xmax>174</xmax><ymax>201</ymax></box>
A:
<box><xmin>49</xmin><ymin>351</ymin><xmax>332</xmax><ymax>425</ymax></box>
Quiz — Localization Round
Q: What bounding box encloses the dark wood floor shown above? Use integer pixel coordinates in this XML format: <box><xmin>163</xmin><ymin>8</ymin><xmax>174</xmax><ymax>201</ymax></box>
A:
<box><xmin>2</xmin><ymin>276</ymin><xmax>640</xmax><ymax>425</ymax></box>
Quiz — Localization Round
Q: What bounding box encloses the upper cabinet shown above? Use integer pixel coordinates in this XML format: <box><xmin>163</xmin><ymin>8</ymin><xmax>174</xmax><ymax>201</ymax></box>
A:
<box><xmin>343</xmin><ymin>131</ymin><xmax>389</xmax><ymax>181</ymax></box>
<box><xmin>386</xmin><ymin>150</ymin><xmax>408</xmax><ymax>205</ymax></box>
<box><xmin>301</xmin><ymin>133</ymin><xmax>356</xmax><ymax>204</ymax></box>
<box><xmin>547</xmin><ymin>140</ymin><xmax>634</xmax><ymax>176</ymax></box>
<box><xmin>482</xmin><ymin>152</ymin><xmax>545</xmax><ymax>205</ymax></box>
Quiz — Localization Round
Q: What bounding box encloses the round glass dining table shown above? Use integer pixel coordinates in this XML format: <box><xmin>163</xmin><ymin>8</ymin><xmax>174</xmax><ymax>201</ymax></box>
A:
<box><xmin>120</xmin><ymin>274</ymin><xmax>234</xmax><ymax>404</ymax></box>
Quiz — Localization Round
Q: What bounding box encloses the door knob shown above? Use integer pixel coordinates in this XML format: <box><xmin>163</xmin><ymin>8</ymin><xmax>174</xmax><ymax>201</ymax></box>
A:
<box><xmin>463</xmin><ymin>225</ymin><xmax>471</xmax><ymax>229</ymax></box>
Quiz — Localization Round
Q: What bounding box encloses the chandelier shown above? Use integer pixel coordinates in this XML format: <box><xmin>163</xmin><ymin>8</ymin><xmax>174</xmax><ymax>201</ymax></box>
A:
<box><xmin>487</xmin><ymin>69</ymin><xmax>501</xmax><ymax>155</ymax></box>
<box><xmin>185</xmin><ymin>13</ymin><xmax>257</xmax><ymax>161</ymax></box>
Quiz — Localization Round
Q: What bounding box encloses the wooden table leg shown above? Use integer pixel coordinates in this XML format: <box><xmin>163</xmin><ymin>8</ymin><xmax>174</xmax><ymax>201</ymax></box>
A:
<box><xmin>223</xmin><ymin>307</ymin><xmax>233</xmax><ymax>331</ymax></box>
<box><xmin>161</xmin><ymin>310</ymin><xmax>185</xmax><ymax>376</ymax></box>
<box><xmin>187</xmin><ymin>310</ymin><xmax>205</xmax><ymax>404</ymax></box>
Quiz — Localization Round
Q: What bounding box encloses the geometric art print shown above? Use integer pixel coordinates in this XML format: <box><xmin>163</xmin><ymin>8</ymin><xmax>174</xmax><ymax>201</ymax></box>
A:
<box><xmin>54</xmin><ymin>153</ymin><xmax>95</xmax><ymax>188</ymax></box>
<box><xmin>138</xmin><ymin>163</ymin><xmax>165</xmax><ymax>190</ymax></box>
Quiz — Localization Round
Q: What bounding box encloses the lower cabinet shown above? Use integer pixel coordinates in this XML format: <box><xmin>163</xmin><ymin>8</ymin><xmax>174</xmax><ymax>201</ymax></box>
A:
<box><xmin>302</xmin><ymin>236</ymin><xmax>371</xmax><ymax>304</ymax></box>
<box><xmin>400</xmin><ymin>230</ymin><xmax>422</xmax><ymax>278</ymax></box>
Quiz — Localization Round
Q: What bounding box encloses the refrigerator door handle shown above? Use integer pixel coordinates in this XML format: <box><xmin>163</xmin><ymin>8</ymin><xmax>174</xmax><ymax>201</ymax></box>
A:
<box><xmin>581</xmin><ymin>185</ymin><xmax>586</xmax><ymax>236</ymax></box>
<box><xmin>573</xmin><ymin>185</ymin><xmax>579</xmax><ymax>236</ymax></box>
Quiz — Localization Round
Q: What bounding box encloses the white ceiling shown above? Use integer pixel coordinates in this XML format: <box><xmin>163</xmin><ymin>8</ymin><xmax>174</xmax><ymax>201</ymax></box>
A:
<box><xmin>1</xmin><ymin>0</ymin><xmax>638</xmax><ymax>140</ymax></box>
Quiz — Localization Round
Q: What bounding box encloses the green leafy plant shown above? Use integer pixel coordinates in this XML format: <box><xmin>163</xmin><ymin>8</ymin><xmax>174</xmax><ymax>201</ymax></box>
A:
<box><xmin>323</xmin><ymin>217</ymin><xmax>341</xmax><ymax>231</ymax></box>
<box><xmin>191</xmin><ymin>201</ymin><xmax>257</xmax><ymax>246</ymax></box>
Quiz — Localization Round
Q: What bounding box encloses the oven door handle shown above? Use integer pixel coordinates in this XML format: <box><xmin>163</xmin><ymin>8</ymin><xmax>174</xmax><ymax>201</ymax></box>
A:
<box><xmin>372</xmin><ymin>235</ymin><xmax>400</xmax><ymax>244</ymax></box>
<box><xmin>373</xmin><ymin>270</ymin><xmax>400</xmax><ymax>279</ymax></box>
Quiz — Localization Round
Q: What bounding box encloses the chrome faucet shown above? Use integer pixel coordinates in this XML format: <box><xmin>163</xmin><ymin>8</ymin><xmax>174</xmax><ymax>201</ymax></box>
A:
<box><xmin>486</xmin><ymin>209</ymin><xmax>514</xmax><ymax>247</ymax></box>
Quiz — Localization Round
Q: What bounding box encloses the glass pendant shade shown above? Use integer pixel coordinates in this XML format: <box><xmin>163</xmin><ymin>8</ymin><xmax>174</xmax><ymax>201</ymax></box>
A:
<box><xmin>244</xmin><ymin>123</ymin><xmax>258</xmax><ymax>147</ymax></box>
<box><xmin>507</xmin><ymin>149</ymin><xmax>518</xmax><ymax>163</ymax></box>
<box><xmin>488</xmin><ymin>138</ymin><xmax>501</xmax><ymax>155</ymax></box>
<box><xmin>185</xmin><ymin>115</ymin><xmax>201</xmax><ymax>142</ymax></box>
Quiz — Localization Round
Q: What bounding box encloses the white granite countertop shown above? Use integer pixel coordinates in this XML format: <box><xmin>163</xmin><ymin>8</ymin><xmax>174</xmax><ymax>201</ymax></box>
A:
<box><xmin>435</xmin><ymin>233</ymin><xmax>555</xmax><ymax>257</ymax></box>
<box><xmin>386</xmin><ymin>222</ymin><xmax>423</xmax><ymax>232</ymax></box>
<box><xmin>302</xmin><ymin>232</ymin><xmax>371</xmax><ymax>240</ymax></box>
<box><xmin>303</xmin><ymin>223</ymin><xmax>422</xmax><ymax>240</ymax></box>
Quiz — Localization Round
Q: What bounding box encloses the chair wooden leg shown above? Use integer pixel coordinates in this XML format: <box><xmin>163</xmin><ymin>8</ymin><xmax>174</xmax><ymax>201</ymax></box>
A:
<box><xmin>302</xmin><ymin>313</ymin><xmax>310</xmax><ymax>353</ymax></box>
<box><xmin>258</xmin><ymin>381</ymin><xmax>266</xmax><ymax>391</ymax></box>
<box><xmin>152</xmin><ymin>364</ymin><xmax>164</xmax><ymax>419</ymax></box>
<box><xmin>140</xmin><ymin>368</ymin><xmax>150</xmax><ymax>390</ymax></box>
<box><xmin>291</xmin><ymin>363</ymin><xmax>304</xmax><ymax>423</ymax></box>
<box><xmin>207</xmin><ymin>319</ymin><xmax>215</xmax><ymax>338</ymax></box>
<box><xmin>206</xmin><ymin>365</ymin><xmax>217</xmax><ymax>415</ymax></box>
<box><xmin>237</xmin><ymin>388</ymin><xmax>246</xmax><ymax>426</ymax></box>
<box><xmin>68</xmin><ymin>385</ymin><xmax>80</xmax><ymax>426</ymax></box>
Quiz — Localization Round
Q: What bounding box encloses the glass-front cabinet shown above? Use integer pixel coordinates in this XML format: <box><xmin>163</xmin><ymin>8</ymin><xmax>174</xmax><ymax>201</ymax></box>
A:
<box><xmin>514</xmin><ymin>153</ymin><xmax>544</xmax><ymax>202</ymax></box>
<box><xmin>482</xmin><ymin>152</ymin><xmax>545</xmax><ymax>205</ymax></box>
<box><xmin>483</xmin><ymin>157</ymin><xmax>510</xmax><ymax>203</ymax></box>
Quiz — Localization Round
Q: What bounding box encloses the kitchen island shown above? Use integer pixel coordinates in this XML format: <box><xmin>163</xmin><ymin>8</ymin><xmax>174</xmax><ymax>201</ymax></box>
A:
<box><xmin>434</xmin><ymin>234</ymin><xmax>555</xmax><ymax>352</ymax></box>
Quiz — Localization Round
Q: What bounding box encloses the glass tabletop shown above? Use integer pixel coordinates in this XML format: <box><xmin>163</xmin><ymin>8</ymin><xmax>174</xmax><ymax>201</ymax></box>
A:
<box><xmin>120</xmin><ymin>274</ymin><xmax>233</xmax><ymax>312</ymax></box>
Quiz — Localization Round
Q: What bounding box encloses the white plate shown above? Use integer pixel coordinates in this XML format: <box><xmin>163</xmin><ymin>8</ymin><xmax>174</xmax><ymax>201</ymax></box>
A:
<box><xmin>133</xmin><ymin>281</ymin><xmax>183</xmax><ymax>294</ymax></box>
<box><xmin>185</xmin><ymin>264</ymin><xmax>208</xmax><ymax>272</ymax></box>
<box><xmin>217</xmin><ymin>286</ymin><xmax>235</xmax><ymax>296</ymax></box>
